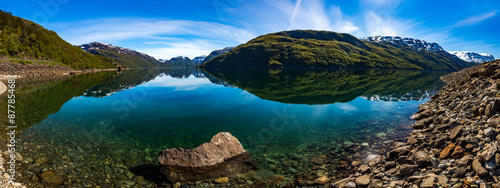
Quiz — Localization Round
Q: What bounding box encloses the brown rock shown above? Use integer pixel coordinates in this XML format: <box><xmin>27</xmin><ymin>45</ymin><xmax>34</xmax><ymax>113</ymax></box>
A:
<box><xmin>355</xmin><ymin>175</ymin><xmax>370</xmax><ymax>186</ymax></box>
<box><xmin>472</xmin><ymin>159</ymin><xmax>489</xmax><ymax>177</ymax></box>
<box><xmin>458</xmin><ymin>155</ymin><xmax>472</xmax><ymax>166</ymax></box>
<box><xmin>38</xmin><ymin>171</ymin><xmax>64</xmax><ymax>186</ymax></box>
<box><xmin>214</xmin><ymin>177</ymin><xmax>229</xmax><ymax>184</ymax></box>
<box><xmin>358</xmin><ymin>165</ymin><xmax>371</xmax><ymax>174</ymax></box>
<box><xmin>420</xmin><ymin>176</ymin><xmax>436</xmax><ymax>188</ymax></box>
<box><xmin>465</xmin><ymin>144</ymin><xmax>474</xmax><ymax>150</ymax></box>
<box><xmin>310</xmin><ymin>155</ymin><xmax>326</xmax><ymax>165</ymax></box>
<box><xmin>439</xmin><ymin>143</ymin><xmax>456</xmax><ymax>159</ymax></box>
<box><xmin>450</xmin><ymin>146</ymin><xmax>465</xmax><ymax>159</ymax></box>
<box><xmin>158</xmin><ymin>132</ymin><xmax>258</xmax><ymax>182</ymax></box>
<box><xmin>369</xmin><ymin>178</ymin><xmax>384</xmax><ymax>188</ymax></box>
<box><xmin>400</xmin><ymin>164</ymin><xmax>419</xmax><ymax>176</ymax></box>
<box><xmin>450</xmin><ymin>125</ymin><xmax>464</xmax><ymax>141</ymax></box>
<box><xmin>314</xmin><ymin>176</ymin><xmax>330</xmax><ymax>185</ymax></box>
<box><xmin>415</xmin><ymin>150</ymin><xmax>431</xmax><ymax>166</ymax></box>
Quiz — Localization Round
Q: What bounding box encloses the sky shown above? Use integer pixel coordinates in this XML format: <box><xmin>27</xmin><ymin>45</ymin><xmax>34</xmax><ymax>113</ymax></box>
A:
<box><xmin>1</xmin><ymin>0</ymin><xmax>499</xmax><ymax>60</ymax></box>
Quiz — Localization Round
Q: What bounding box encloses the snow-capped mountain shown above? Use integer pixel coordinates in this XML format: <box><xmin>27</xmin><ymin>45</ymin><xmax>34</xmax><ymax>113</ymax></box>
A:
<box><xmin>448</xmin><ymin>51</ymin><xmax>495</xmax><ymax>63</ymax></box>
<box><xmin>362</xmin><ymin>36</ymin><xmax>445</xmax><ymax>52</ymax></box>
<box><xmin>203</xmin><ymin>47</ymin><xmax>235</xmax><ymax>63</ymax></box>
<box><xmin>80</xmin><ymin>42</ymin><xmax>155</xmax><ymax>60</ymax></box>
<box><xmin>192</xmin><ymin>55</ymin><xmax>207</xmax><ymax>63</ymax></box>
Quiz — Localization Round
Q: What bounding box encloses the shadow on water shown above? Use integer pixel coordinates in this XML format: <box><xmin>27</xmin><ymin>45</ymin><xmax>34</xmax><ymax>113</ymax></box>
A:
<box><xmin>202</xmin><ymin>68</ymin><xmax>449</xmax><ymax>104</ymax></box>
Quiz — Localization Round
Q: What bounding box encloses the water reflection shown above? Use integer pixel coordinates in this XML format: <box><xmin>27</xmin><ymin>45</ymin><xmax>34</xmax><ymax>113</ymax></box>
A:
<box><xmin>203</xmin><ymin>68</ymin><xmax>448</xmax><ymax>104</ymax></box>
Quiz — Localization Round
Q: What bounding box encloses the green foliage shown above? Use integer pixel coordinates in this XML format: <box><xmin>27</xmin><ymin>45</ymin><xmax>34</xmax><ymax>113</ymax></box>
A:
<box><xmin>0</xmin><ymin>10</ymin><xmax>116</xmax><ymax>69</ymax></box>
<box><xmin>18</xmin><ymin>60</ymin><xmax>31</xmax><ymax>65</ymax></box>
<box><xmin>201</xmin><ymin>30</ymin><xmax>472</xmax><ymax>71</ymax></box>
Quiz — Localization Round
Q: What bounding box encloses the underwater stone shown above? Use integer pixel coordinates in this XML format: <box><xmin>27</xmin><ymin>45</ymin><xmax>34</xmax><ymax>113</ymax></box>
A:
<box><xmin>158</xmin><ymin>132</ymin><xmax>258</xmax><ymax>182</ymax></box>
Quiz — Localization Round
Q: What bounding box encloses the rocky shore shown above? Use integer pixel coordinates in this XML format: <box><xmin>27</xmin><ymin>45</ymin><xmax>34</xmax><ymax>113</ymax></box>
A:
<box><xmin>0</xmin><ymin>61</ymin><xmax>118</xmax><ymax>79</ymax></box>
<box><xmin>331</xmin><ymin>59</ymin><xmax>500</xmax><ymax>187</ymax></box>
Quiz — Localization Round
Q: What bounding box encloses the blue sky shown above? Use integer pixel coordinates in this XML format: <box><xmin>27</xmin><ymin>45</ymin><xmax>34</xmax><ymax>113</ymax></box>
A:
<box><xmin>1</xmin><ymin>0</ymin><xmax>499</xmax><ymax>60</ymax></box>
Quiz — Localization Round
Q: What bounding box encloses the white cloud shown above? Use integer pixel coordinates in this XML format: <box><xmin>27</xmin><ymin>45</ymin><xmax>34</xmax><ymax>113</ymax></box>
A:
<box><xmin>47</xmin><ymin>18</ymin><xmax>254</xmax><ymax>59</ymax></box>
<box><xmin>50</xmin><ymin>18</ymin><xmax>254</xmax><ymax>45</ymax></box>
<box><xmin>455</xmin><ymin>11</ymin><xmax>497</xmax><ymax>27</ymax></box>
<box><xmin>226</xmin><ymin>0</ymin><xmax>358</xmax><ymax>34</ymax></box>
<box><xmin>364</xmin><ymin>11</ymin><xmax>417</xmax><ymax>37</ymax></box>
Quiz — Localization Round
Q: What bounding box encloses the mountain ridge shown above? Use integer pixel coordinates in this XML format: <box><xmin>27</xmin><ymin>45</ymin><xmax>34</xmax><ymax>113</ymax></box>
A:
<box><xmin>201</xmin><ymin>30</ymin><xmax>472</xmax><ymax>70</ymax></box>
<box><xmin>80</xmin><ymin>42</ymin><xmax>162</xmax><ymax>68</ymax></box>
<box><xmin>448</xmin><ymin>51</ymin><xmax>495</xmax><ymax>63</ymax></box>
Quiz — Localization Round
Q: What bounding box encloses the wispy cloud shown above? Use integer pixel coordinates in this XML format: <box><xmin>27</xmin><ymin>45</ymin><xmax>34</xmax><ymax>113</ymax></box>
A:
<box><xmin>364</xmin><ymin>11</ymin><xmax>417</xmax><ymax>36</ymax></box>
<box><xmin>227</xmin><ymin>0</ymin><xmax>358</xmax><ymax>34</ymax></box>
<box><xmin>51</xmin><ymin>18</ymin><xmax>255</xmax><ymax>44</ymax></box>
<box><xmin>455</xmin><ymin>11</ymin><xmax>497</xmax><ymax>27</ymax></box>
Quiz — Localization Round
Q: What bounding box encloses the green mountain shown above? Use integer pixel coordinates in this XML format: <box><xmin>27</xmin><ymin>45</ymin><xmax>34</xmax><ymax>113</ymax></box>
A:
<box><xmin>0</xmin><ymin>10</ymin><xmax>117</xmax><ymax>69</ymax></box>
<box><xmin>80</xmin><ymin>42</ymin><xmax>162</xmax><ymax>68</ymax></box>
<box><xmin>200</xmin><ymin>30</ymin><xmax>472</xmax><ymax>71</ymax></box>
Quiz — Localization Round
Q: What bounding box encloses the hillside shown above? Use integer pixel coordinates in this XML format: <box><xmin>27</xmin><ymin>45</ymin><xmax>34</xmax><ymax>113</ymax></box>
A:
<box><xmin>0</xmin><ymin>10</ymin><xmax>116</xmax><ymax>69</ymax></box>
<box><xmin>80</xmin><ymin>42</ymin><xmax>161</xmax><ymax>68</ymax></box>
<box><xmin>200</xmin><ymin>30</ymin><xmax>472</xmax><ymax>71</ymax></box>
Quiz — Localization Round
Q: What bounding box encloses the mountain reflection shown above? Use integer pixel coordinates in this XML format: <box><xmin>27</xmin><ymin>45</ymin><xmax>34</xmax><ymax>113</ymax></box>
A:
<box><xmin>202</xmin><ymin>68</ymin><xmax>448</xmax><ymax>104</ymax></box>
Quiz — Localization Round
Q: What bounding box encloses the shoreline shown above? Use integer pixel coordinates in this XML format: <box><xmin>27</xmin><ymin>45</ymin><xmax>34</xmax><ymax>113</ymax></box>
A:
<box><xmin>333</xmin><ymin>60</ymin><xmax>500</xmax><ymax>187</ymax></box>
<box><xmin>0</xmin><ymin>61</ymin><xmax>120</xmax><ymax>80</ymax></box>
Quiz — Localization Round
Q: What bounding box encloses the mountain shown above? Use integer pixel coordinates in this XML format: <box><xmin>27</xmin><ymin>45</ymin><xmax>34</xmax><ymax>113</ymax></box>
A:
<box><xmin>192</xmin><ymin>55</ymin><xmax>207</xmax><ymax>63</ymax></box>
<box><xmin>80</xmin><ymin>42</ymin><xmax>162</xmax><ymax>68</ymax></box>
<box><xmin>202</xmin><ymin>47</ymin><xmax>235</xmax><ymax>63</ymax></box>
<box><xmin>200</xmin><ymin>30</ymin><xmax>472</xmax><ymax>71</ymax></box>
<box><xmin>448</xmin><ymin>51</ymin><xmax>495</xmax><ymax>63</ymax></box>
<box><xmin>0</xmin><ymin>10</ymin><xmax>116</xmax><ymax>69</ymax></box>
<box><xmin>362</xmin><ymin>36</ymin><xmax>445</xmax><ymax>52</ymax></box>
<box><xmin>162</xmin><ymin>56</ymin><xmax>197</xmax><ymax>67</ymax></box>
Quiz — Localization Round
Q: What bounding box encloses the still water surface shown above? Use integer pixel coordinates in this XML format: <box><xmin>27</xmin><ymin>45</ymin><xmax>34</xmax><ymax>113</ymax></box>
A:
<box><xmin>4</xmin><ymin>68</ymin><xmax>447</xmax><ymax>187</ymax></box>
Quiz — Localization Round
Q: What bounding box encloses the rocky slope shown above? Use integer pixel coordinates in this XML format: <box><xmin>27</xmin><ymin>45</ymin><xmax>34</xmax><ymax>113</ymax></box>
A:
<box><xmin>331</xmin><ymin>59</ymin><xmax>500</xmax><ymax>187</ymax></box>
<box><xmin>80</xmin><ymin>42</ymin><xmax>161</xmax><ymax>68</ymax></box>
<box><xmin>449</xmin><ymin>51</ymin><xmax>495</xmax><ymax>64</ymax></box>
<box><xmin>201</xmin><ymin>30</ymin><xmax>472</xmax><ymax>70</ymax></box>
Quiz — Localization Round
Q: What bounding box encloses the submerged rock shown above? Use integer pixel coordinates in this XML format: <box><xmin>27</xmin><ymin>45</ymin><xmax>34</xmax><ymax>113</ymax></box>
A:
<box><xmin>158</xmin><ymin>132</ymin><xmax>258</xmax><ymax>182</ymax></box>
<box><xmin>39</xmin><ymin>171</ymin><xmax>64</xmax><ymax>186</ymax></box>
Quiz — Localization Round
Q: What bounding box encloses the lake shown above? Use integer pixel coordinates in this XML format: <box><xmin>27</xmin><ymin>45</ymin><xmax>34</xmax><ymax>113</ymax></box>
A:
<box><xmin>3</xmin><ymin>68</ymin><xmax>448</xmax><ymax>187</ymax></box>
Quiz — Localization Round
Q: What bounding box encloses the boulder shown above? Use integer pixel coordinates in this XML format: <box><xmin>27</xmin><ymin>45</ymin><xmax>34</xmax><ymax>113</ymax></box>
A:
<box><xmin>355</xmin><ymin>175</ymin><xmax>370</xmax><ymax>186</ymax></box>
<box><xmin>158</xmin><ymin>132</ymin><xmax>258</xmax><ymax>182</ymax></box>
<box><xmin>39</xmin><ymin>171</ymin><xmax>64</xmax><ymax>186</ymax></box>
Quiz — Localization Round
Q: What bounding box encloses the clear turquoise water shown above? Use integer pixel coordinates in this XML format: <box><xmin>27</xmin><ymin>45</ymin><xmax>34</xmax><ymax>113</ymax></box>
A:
<box><xmin>13</xmin><ymin>68</ymin><xmax>447</xmax><ymax>186</ymax></box>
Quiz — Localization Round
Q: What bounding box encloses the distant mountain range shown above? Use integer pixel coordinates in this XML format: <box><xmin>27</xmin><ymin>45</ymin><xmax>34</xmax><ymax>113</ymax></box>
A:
<box><xmin>362</xmin><ymin>36</ymin><xmax>495</xmax><ymax>64</ymax></box>
<box><xmin>448</xmin><ymin>51</ymin><xmax>495</xmax><ymax>63</ymax></box>
<box><xmin>200</xmin><ymin>30</ymin><xmax>472</xmax><ymax>70</ymax></box>
<box><xmin>158</xmin><ymin>47</ymin><xmax>235</xmax><ymax>67</ymax></box>
<box><xmin>80</xmin><ymin>42</ymin><xmax>162</xmax><ymax>68</ymax></box>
